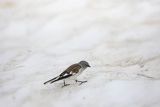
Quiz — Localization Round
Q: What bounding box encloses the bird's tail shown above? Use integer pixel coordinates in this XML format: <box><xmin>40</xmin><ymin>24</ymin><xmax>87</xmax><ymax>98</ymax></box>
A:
<box><xmin>43</xmin><ymin>76</ymin><xmax>60</xmax><ymax>85</ymax></box>
<box><xmin>44</xmin><ymin>74</ymin><xmax>73</xmax><ymax>85</ymax></box>
<box><xmin>50</xmin><ymin>74</ymin><xmax>72</xmax><ymax>84</ymax></box>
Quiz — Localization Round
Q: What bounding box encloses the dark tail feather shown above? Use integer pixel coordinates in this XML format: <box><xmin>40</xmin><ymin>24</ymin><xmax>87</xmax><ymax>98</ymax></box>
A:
<box><xmin>44</xmin><ymin>76</ymin><xmax>59</xmax><ymax>85</ymax></box>
<box><xmin>50</xmin><ymin>74</ymin><xmax>73</xmax><ymax>84</ymax></box>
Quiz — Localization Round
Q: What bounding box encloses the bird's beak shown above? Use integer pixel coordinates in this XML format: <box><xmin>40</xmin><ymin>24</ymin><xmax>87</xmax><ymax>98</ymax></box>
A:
<box><xmin>88</xmin><ymin>65</ymin><xmax>91</xmax><ymax>67</ymax></box>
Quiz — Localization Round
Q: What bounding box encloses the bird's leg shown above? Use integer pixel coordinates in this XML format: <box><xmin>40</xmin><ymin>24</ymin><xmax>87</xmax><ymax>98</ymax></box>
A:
<box><xmin>75</xmin><ymin>80</ymin><xmax>87</xmax><ymax>85</ymax></box>
<box><xmin>61</xmin><ymin>80</ymin><xmax>70</xmax><ymax>88</ymax></box>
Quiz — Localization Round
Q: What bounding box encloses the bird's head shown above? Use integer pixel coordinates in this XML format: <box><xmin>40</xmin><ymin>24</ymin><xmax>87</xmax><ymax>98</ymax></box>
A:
<box><xmin>79</xmin><ymin>60</ymin><xmax>91</xmax><ymax>68</ymax></box>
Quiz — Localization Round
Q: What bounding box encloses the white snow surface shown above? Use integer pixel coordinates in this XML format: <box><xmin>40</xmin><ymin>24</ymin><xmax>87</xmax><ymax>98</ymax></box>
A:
<box><xmin>0</xmin><ymin>0</ymin><xmax>160</xmax><ymax>107</ymax></box>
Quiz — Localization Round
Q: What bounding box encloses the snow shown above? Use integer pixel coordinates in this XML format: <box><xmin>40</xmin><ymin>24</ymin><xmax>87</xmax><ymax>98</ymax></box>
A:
<box><xmin>0</xmin><ymin>0</ymin><xmax>160</xmax><ymax>107</ymax></box>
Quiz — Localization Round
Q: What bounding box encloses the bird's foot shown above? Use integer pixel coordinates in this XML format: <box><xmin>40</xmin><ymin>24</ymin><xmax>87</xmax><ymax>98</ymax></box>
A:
<box><xmin>75</xmin><ymin>80</ymin><xmax>87</xmax><ymax>85</ymax></box>
<box><xmin>61</xmin><ymin>80</ymin><xmax>70</xmax><ymax>88</ymax></box>
<box><xmin>61</xmin><ymin>84</ymin><xmax>70</xmax><ymax>88</ymax></box>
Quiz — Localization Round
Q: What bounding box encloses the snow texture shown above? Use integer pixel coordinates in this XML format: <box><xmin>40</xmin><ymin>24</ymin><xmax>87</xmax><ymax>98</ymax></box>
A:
<box><xmin>0</xmin><ymin>0</ymin><xmax>160</xmax><ymax>107</ymax></box>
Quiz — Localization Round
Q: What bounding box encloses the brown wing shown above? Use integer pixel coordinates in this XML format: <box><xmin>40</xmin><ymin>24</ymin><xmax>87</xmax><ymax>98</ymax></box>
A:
<box><xmin>60</xmin><ymin>64</ymin><xmax>81</xmax><ymax>76</ymax></box>
<box><xmin>46</xmin><ymin>64</ymin><xmax>81</xmax><ymax>84</ymax></box>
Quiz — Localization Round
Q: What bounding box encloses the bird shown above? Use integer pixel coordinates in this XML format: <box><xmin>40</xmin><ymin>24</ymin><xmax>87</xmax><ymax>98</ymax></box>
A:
<box><xmin>44</xmin><ymin>61</ymin><xmax>90</xmax><ymax>87</ymax></box>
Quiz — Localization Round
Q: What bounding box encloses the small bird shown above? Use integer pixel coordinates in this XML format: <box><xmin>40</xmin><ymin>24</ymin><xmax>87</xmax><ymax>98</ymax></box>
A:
<box><xmin>44</xmin><ymin>61</ymin><xmax>90</xmax><ymax>87</ymax></box>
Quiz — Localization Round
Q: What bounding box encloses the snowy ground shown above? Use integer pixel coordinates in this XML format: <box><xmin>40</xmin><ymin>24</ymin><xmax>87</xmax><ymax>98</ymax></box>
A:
<box><xmin>0</xmin><ymin>0</ymin><xmax>160</xmax><ymax>107</ymax></box>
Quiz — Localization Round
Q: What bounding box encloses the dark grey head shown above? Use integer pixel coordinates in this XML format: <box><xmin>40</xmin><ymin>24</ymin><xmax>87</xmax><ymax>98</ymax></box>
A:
<box><xmin>79</xmin><ymin>61</ymin><xmax>91</xmax><ymax>68</ymax></box>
